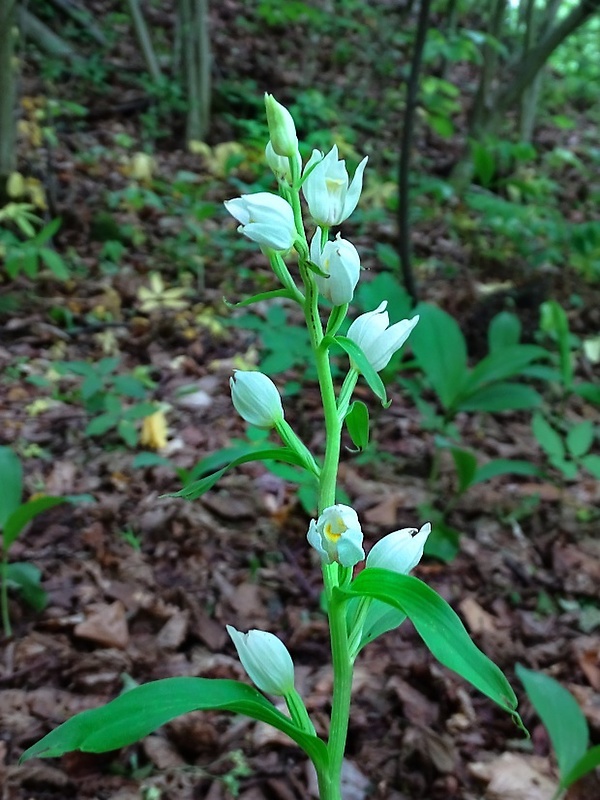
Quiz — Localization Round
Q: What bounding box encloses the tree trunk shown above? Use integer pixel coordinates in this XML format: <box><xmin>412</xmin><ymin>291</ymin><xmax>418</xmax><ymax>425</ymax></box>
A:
<box><xmin>0</xmin><ymin>0</ymin><xmax>17</xmax><ymax>201</ymax></box>
<box><xmin>397</xmin><ymin>0</ymin><xmax>432</xmax><ymax>303</ymax></box>
<box><xmin>179</xmin><ymin>0</ymin><xmax>211</xmax><ymax>143</ymax></box>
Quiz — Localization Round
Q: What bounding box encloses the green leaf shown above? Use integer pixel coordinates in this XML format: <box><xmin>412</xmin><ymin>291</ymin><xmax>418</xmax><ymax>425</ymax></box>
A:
<box><xmin>566</xmin><ymin>421</ymin><xmax>594</xmax><ymax>458</ymax></box>
<box><xmin>516</xmin><ymin>664</ymin><xmax>587</xmax><ymax>782</ymax></box>
<box><xmin>3</xmin><ymin>497</ymin><xmax>65</xmax><ymax>550</ymax></box>
<box><xmin>5</xmin><ymin>562</ymin><xmax>47</xmax><ymax>611</ymax></box>
<box><xmin>112</xmin><ymin>375</ymin><xmax>148</xmax><ymax>399</ymax></box>
<box><xmin>0</xmin><ymin>447</ymin><xmax>23</xmax><ymax>528</ymax></box>
<box><xmin>188</xmin><ymin>443</ymin><xmax>273</xmax><ymax>483</ymax></box>
<box><xmin>132</xmin><ymin>453</ymin><xmax>174</xmax><ymax>469</ymax></box>
<box><xmin>332</xmin><ymin>337</ymin><xmax>388</xmax><ymax>406</ymax></box>
<box><xmin>85</xmin><ymin>414</ymin><xmax>117</xmax><ymax>437</ymax></box>
<box><xmin>342</xmin><ymin>570</ymin><xmax>522</xmax><ymax>725</ymax></box>
<box><xmin>471</xmin><ymin>459</ymin><xmax>543</xmax><ymax>486</ymax></box>
<box><xmin>581</xmin><ymin>454</ymin><xmax>600</xmax><ymax>479</ymax></box>
<box><xmin>170</xmin><ymin>447</ymin><xmax>307</xmax><ymax>501</ymax></box>
<box><xmin>574</xmin><ymin>382</ymin><xmax>600</xmax><ymax>407</ymax></box>
<box><xmin>457</xmin><ymin>383</ymin><xmax>541</xmax><ymax>413</ymax></box>
<box><xmin>450</xmin><ymin>448</ymin><xmax>478</xmax><ymax>494</ymax></box>
<box><xmin>471</xmin><ymin>140</ymin><xmax>495</xmax><ymax>187</ymax></box>
<box><xmin>20</xmin><ymin>678</ymin><xmax>328</xmax><ymax>770</ymax></box>
<box><xmin>39</xmin><ymin>248</ymin><xmax>69</xmax><ymax>279</ymax></box>
<box><xmin>488</xmin><ymin>312</ymin><xmax>521</xmax><ymax>352</ymax></box>
<box><xmin>32</xmin><ymin>216</ymin><xmax>61</xmax><ymax>245</ymax></box>
<box><xmin>117</xmin><ymin>420</ymin><xmax>138</xmax><ymax>447</ymax></box>
<box><xmin>410</xmin><ymin>304</ymin><xmax>468</xmax><ymax>410</ymax></box>
<box><xmin>225</xmin><ymin>289</ymin><xmax>298</xmax><ymax>308</ymax></box>
<box><xmin>532</xmin><ymin>413</ymin><xmax>564</xmax><ymax>459</ymax></box>
<box><xmin>540</xmin><ymin>301</ymin><xmax>572</xmax><ymax>390</ymax></box>
<box><xmin>463</xmin><ymin>345</ymin><xmax>547</xmax><ymax>394</ymax></box>
<box><xmin>562</xmin><ymin>745</ymin><xmax>600</xmax><ymax>789</ymax></box>
<box><xmin>345</xmin><ymin>401</ymin><xmax>370</xmax><ymax>452</ymax></box>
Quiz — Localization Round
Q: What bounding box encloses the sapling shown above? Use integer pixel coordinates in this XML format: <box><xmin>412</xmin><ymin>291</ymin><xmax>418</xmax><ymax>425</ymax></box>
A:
<box><xmin>21</xmin><ymin>96</ymin><xmax>523</xmax><ymax>798</ymax></box>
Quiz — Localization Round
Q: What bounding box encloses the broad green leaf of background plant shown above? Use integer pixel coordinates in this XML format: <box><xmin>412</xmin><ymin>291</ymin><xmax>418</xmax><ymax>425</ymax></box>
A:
<box><xmin>449</xmin><ymin>447</ymin><xmax>478</xmax><ymax>494</ymax></box>
<box><xmin>516</xmin><ymin>664</ymin><xmax>588</xmax><ymax>786</ymax></box>
<box><xmin>410</xmin><ymin>303</ymin><xmax>468</xmax><ymax>410</ymax></box>
<box><xmin>0</xmin><ymin>447</ymin><xmax>23</xmax><ymax>528</ymax></box>
<box><xmin>170</xmin><ymin>447</ymin><xmax>308</xmax><ymax>501</ymax></box>
<box><xmin>488</xmin><ymin>311</ymin><xmax>522</xmax><ymax>352</ymax></box>
<box><xmin>532</xmin><ymin>413</ymin><xmax>564</xmax><ymax>460</ymax></box>
<box><xmin>462</xmin><ymin>345</ymin><xmax>547</xmax><ymax>394</ymax></box>
<box><xmin>457</xmin><ymin>382</ymin><xmax>541</xmax><ymax>413</ymax></box>
<box><xmin>3</xmin><ymin>497</ymin><xmax>66</xmax><ymax>550</ymax></box>
<box><xmin>562</xmin><ymin>745</ymin><xmax>600</xmax><ymax>789</ymax></box>
<box><xmin>566</xmin><ymin>421</ymin><xmax>594</xmax><ymax>459</ymax></box>
<box><xmin>20</xmin><ymin>678</ymin><xmax>328</xmax><ymax>770</ymax></box>
<box><xmin>471</xmin><ymin>459</ymin><xmax>542</xmax><ymax>486</ymax></box>
<box><xmin>342</xmin><ymin>569</ymin><xmax>522</xmax><ymax>726</ymax></box>
<box><xmin>344</xmin><ymin>401</ymin><xmax>370</xmax><ymax>452</ymax></box>
<box><xmin>540</xmin><ymin>300</ymin><xmax>573</xmax><ymax>390</ymax></box>
<box><xmin>5</xmin><ymin>562</ymin><xmax>47</xmax><ymax>611</ymax></box>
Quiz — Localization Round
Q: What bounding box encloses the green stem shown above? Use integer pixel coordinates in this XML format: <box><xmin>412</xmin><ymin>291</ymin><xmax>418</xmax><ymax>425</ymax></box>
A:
<box><xmin>1</xmin><ymin>556</ymin><xmax>11</xmax><ymax>637</ymax></box>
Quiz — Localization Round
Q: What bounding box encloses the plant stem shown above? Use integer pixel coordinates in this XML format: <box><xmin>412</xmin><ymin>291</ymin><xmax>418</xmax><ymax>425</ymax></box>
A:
<box><xmin>1</xmin><ymin>557</ymin><xmax>11</xmax><ymax>637</ymax></box>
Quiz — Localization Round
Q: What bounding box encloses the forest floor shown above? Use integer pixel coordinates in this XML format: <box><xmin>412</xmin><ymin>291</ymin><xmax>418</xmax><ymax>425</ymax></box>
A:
<box><xmin>1</xmin><ymin>2</ymin><xmax>600</xmax><ymax>799</ymax></box>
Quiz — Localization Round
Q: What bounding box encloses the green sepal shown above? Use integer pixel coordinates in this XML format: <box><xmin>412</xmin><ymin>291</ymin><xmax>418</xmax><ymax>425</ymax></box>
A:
<box><xmin>20</xmin><ymin>677</ymin><xmax>328</xmax><ymax>771</ymax></box>
<box><xmin>224</xmin><ymin>289</ymin><xmax>298</xmax><ymax>309</ymax></box>
<box><xmin>3</xmin><ymin>497</ymin><xmax>66</xmax><ymax>550</ymax></box>
<box><xmin>168</xmin><ymin>447</ymin><xmax>308</xmax><ymax>501</ymax></box>
<box><xmin>328</xmin><ymin>336</ymin><xmax>389</xmax><ymax>406</ymax></box>
<box><xmin>344</xmin><ymin>401</ymin><xmax>370</xmax><ymax>452</ymax></box>
<box><xmin>338</xmin><ymin>569</ymin><xmax>523</xmax><ymax>728</ymax></box>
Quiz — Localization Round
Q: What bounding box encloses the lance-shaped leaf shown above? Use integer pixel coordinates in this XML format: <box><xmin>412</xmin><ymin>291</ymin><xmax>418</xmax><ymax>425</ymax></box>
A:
<box><xmin>3</xmin><ymin>496</ymin><xmax>66</xmax><ymax>550</ymax></box>
<box><xmin>516</xmin><ymin>664</ymin><xmax>588</xmax><ymax>786</ymax></box>
<box><xmin>20</xmin><ymin>677</ymin><xmax>328</xmax><ymax>771</ymax></box>
<box><xmin>0</xmin><ymin>447</ymin><xmax>23</xmax><ymax>528</ymax></box>
<box><xmin>329</xmin><ymin>336</ymin><xmax>389</xmax><ymax>406</ymax></box>
<box><xmin>339</xmin><ymin>569</ymin><xmax>523</xmax><ymax>726</ymax></box>
<box><xmin>169</xmin><ymin>447</ymin><xmax>308</xmax><ymax>501</ymax></box>
<box><xmin>224</xmin><ymin>288</ymin><xmax>299</xmax><ymax>309</ymax></box>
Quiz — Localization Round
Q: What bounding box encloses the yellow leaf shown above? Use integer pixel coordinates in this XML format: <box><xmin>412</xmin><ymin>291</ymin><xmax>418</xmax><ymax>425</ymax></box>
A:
<box><xmin>140</xmin><ymin>411</ymin><xmax>168</xmax><ymax>450</ymax></box>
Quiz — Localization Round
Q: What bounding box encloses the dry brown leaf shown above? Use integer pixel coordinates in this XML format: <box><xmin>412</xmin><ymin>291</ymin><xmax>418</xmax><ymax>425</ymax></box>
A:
<box><xmin>469</xmin><ymin>752</ymin><xmax>558</xmax><ymax>800</ymax></box>
<box><xmin>74</xmin><ymin>601</ymin><xmax>129</xmax><ymax>649</ymax></box>
<box><xmin>459</xmin><ymin>596</ymin><xmax>498</xmax><ymax>635</ymax></box>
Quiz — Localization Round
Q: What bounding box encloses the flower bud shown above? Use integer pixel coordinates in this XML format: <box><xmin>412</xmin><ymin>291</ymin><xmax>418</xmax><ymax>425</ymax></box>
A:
<box><xmin>347</xmin><ymin>301</ymin><xmax>419</xmax><ymax>372</ymax></box>
<box><xmin>230</xmin><ymin>370</ymin><xmax>284</xmax><ymax>429</ymax></box>
<box><xmin>307</xmin><ymin>504</ymin><xmax>365</xmax><ymax>568</ymax></box>
<box><xmin>226</xmin><ymin>625</ymin><xmax>295</xmax><ymax>696</ymax></box>
<box><xmin>310</xmin><ymin>229</ymin><xmax>361</xmax><ymax>305</ymax></box>
<box><xmin>265</xmin><ymin>140</ymin><xmax>302</xmax><ymax>184</ymax></box>
<box><xmin>366</xmin><ymin>522</ymin><xmax>431</xmax><ymax>574</ymax></box>
<box><xmin>224</xmin><ymin>192</ymin><xmax>296</xmax><ymax>251</ymax></box>
<box><xmin>264</xmin><ymin>94</ymin><xmax>299</xmax><ymax>158</ymax></box>
<box><xmin>302</xmin><ymin>145</ymin><xmax>368</xmax><ymax>227</ymax></box>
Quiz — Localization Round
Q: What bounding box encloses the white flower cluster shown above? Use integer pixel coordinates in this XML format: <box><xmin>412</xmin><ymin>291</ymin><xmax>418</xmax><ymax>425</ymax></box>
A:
<box><xmin>222</xmin><ymin>96</ymin><xmax>431</xmax><ymax>694</ymax></box>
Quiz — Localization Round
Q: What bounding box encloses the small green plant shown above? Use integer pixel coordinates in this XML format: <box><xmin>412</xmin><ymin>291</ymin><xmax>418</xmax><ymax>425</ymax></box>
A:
<box><xmin>517</xmin><ymin>664</ymin><xmax>600</xmax><ymax>799</ymax></box>
<box><xmin>532</xmin><ymin>413</ymin><xmax>600</xmax><ymax>480</ymax></box>
<box><xmin>0</xmin><ymin>447</ymin><xmax>65</xmax><ymax>636</ymax></box>
<box><xmin>53</xmin><ymin>358</ymin><xmax>158</xmax><ymax>447</ymax></box>
<box><xmin>402</xmin><ymin>305</ymin><xmax>547</xmax><ymax>555</ymax></box>
<box><xmin>0</xmin><ymin>206</ymin><xmax>69</xmax><ymax>280</ymax></box>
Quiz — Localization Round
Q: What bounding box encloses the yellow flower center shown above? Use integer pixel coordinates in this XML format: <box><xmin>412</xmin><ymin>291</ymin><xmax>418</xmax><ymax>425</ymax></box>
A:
<box><xmin>325</xmin><ymin>177</ymin><xmax>344</xmax><ymax>197</ymax></box>
<box><xmin>324</xmin><ymin>516</ymin><xmax>347</xmax><ymax>542</ymax></box>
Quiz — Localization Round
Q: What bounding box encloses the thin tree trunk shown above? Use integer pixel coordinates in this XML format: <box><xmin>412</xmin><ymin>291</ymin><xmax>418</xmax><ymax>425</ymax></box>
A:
<box><xmin>127</xmin><ymin>0</ymin><xmax>162</xmax><ymax>82</ymax></box>
<box><xmin>180</xmin><ymin>0</ymin><xmax>211</xmax><ymax>143</ymax></box>
<box><xmin>18</xmin><ymin>7</ymin><xmax>81</xmax><ymax>61</ymax></box>
<box><xmin>469</xmin><ymin>0</ymin><xmax>507</xmax><ymax>137</ymax></box>
<box><xmin>397</xmin><ymin>0</ymin><xmax>432</xmax><ymax>303</ymax></box>
<box><xmin>0</xmin><ymin>0</ymin><xmax>17</xmax><ymax>200</ymax></box>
